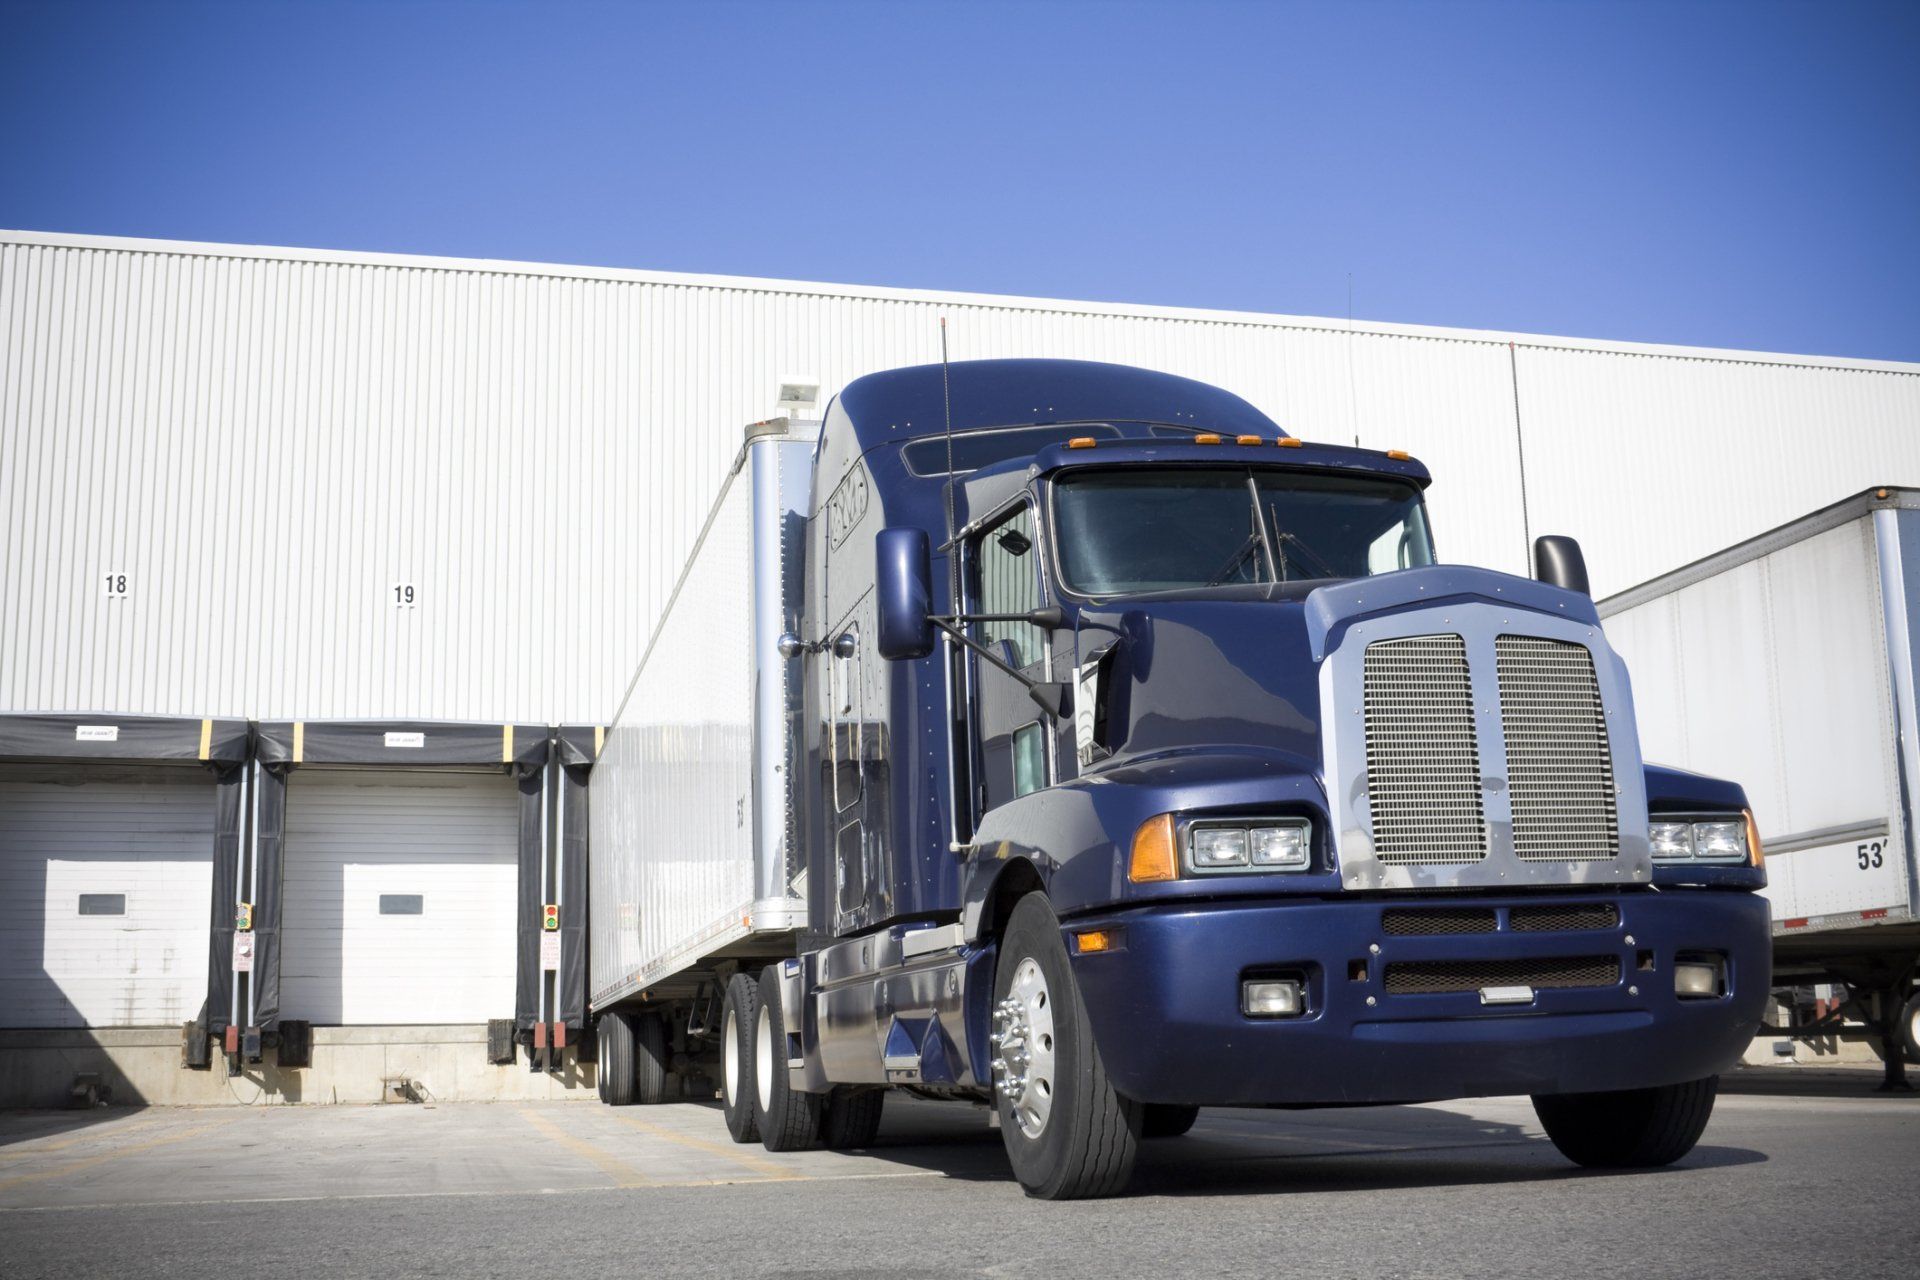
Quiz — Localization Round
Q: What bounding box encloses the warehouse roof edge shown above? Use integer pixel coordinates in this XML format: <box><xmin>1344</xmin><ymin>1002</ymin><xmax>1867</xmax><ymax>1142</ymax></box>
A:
<box><xmin>6</xmin><ymin>228</ymin><xmax>1915</xmax><ymax>377</ymax></box>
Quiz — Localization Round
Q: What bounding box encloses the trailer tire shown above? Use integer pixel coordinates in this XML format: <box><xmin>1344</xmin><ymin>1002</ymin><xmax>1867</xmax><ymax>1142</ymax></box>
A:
<box><xmin>1901</xmin><ymin>992</ymin><xmax>1920</xmax><ymax>1065</ymax></box>
<box><xmin>820</xmin><ymin>1087</ymin><xmax>887</xmax><ymax>1150</ymax></box>
<box><xmin>720</xmin><ymin>974</ymin><xmax>760</xmax><ymax>1143</ymax></box>
<box><xmin>634</xmin><ymin>1013</ymin><xmax>670</xmax><ymax>1105</ymax></box>
<box><xmin>1141</xmin><ymin>1104</ymin><xmax>1200</xmax><ymax>1139</ymax></box>
<box><xmin>755</xmin><ymin>966</ymin><xmax>820</xmax><ymax>1152</ymax></box>
<box><xmin>1532</xmin><ymin>1076</ymin><xmax>1718</xmax><ymax>1168</ymax></box>
<box><xmin>992</xmin><ymin>894</ymin><xmax>1141</xmax><ymax>1199</ymax></box>
<box><xmin>598</xmin><ymin>1012</ymin><xmax>637</xmax><ymax>1107</ymax></box>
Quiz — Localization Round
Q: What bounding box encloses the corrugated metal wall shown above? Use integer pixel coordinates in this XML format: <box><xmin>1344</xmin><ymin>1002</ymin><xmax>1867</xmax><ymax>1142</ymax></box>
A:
<box><xmin>4</xmin><ymin>231</ymin><xmax>1917</xmax><ymax>724</ymax></box>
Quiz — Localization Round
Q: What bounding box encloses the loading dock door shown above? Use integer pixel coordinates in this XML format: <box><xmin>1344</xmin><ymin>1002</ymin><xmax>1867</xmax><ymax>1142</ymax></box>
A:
<box><xmin>280</xmin><ymin>770</ymin><xmax>518</xmax><ymax>1024</ymax></box>
<box><xmin>0</xmin><ymin>765</ymin><xmax>215</xmax><ymax>1028</ymax></box>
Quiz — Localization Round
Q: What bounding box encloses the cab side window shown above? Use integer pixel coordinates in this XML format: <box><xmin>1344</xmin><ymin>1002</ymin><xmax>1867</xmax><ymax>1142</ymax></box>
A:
<box><xmin>975</xmin><ymin>506</ymin><xmax>1044</xmax><ymax>669</ymax></box>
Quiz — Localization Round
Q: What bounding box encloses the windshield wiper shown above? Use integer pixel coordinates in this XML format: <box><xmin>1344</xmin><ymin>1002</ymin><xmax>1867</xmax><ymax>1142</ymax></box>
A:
<box><xmin>1265</xmin><ymin>503</ymin><xmax>1340</xmax><ymax>580</ymax></box>
<box><xmin>1205</xmin><ymin>532</ymin><xmax>1266</xmax><ymax>586</ymax></box>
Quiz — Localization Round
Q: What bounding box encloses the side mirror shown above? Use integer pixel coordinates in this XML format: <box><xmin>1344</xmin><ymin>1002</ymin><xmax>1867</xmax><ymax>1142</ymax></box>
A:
<box><xmin>1533</xmin><ymin>535</ymin><xmax>1590</xmax><ymax>596</ymax></box>
<box><xmin>875</xmin><ymin>527</ymin><xmax>935</xmax><ymax>660</ymax></box>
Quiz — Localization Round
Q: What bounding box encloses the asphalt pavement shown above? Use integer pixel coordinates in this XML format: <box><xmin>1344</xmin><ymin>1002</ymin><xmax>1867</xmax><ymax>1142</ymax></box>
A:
<box><xmin>2</xmin><ymin>1066</ymin><xmax>1914</xmax><ymax>1278</ymax></box>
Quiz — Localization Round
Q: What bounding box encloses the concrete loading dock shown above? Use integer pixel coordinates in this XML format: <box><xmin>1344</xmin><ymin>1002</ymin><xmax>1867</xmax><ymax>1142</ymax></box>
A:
<box><xmin>0</xmin><ymin>715</ymin><xmax>594</xmax><ymax>1107</ymax></box>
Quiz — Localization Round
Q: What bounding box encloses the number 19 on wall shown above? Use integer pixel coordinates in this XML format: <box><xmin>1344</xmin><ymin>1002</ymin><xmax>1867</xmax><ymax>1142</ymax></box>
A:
<box><xmin>392</xmin><ymin>582</ymin><xmax>417</xmax><ymax>608</ymax></box>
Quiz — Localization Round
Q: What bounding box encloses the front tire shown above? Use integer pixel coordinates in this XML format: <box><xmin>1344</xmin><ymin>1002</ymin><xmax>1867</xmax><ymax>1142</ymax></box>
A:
<box><xmin>1533</xmin><ymin>1076</ymin><xmax>1718</xmax><ymax>1168</ymax></box>
<box><xmin>991</xmin><ymin>894</ymin><xmax>1140</xmax><ymax>1199</ymax></box>
<box><xmin>1141</xmin><ymin>1104</ymin><xmax>1200</xmax><ymax>1139</ymax></box>
<box><xmin>719</xmin><ymin>974</ymin><xmax>760</xmax><ymax>1143</ymax></box>
<box><xmin>754</xmin><ymin>966</ymin><xmax>820</xmax><ymax>1152</ymax></box>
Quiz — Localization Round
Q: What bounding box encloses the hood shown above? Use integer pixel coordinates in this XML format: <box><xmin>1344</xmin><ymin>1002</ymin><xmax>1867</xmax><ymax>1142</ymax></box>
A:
<box><xmin>1076</xmin><ymin>566</ymin><xmax>1598</xmax><ymax>770</ymax></box>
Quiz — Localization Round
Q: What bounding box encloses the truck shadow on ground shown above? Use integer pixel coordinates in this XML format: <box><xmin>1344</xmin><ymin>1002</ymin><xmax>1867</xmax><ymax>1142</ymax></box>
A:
<box><xmin>0</xmin><ymin>1106</ymin><xmax>132</xmax><ymax>1150</ymax></box>
<box><xmin>839</xmin><ymin>1101</ymin><xmax>1766</xmax><ymax>1197</ymax></box>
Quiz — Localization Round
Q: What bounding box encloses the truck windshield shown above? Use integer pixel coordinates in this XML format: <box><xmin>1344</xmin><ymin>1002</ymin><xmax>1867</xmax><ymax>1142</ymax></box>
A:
<box><xmin>1053</xmin><ymin>468</ymin><xmax>1433</xmax><ymax>595</ymax></box>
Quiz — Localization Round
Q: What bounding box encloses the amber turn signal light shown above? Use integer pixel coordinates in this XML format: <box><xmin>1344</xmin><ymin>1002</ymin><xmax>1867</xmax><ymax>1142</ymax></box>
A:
<box><xmin>1129</xmin><ymin>814</ymin><xmax>1178</xmax><ymax>883</ymax></box>
<box><xmin>1745</xmin><ymin>809</ymin><xmax>1765</xmax><ymax>868</ymax></box>
<box><xmin>1193</xmin><ymin>433</ymin><xmax>1222</xmax><ymax>444</ymax></box>
<box><xmin>1073</xmin><ymin>929</ymin><xmax>1115</xmax><ymax>954</ymax></box>
<box><xmin>1067</xmin><ymin>437</ymin><xmax>1098</xmax><ymax>449</ymax></box>
<box><xmin>1276</xmin><ymin>438</ymin><xmax>1303</xmax><ymax>448</ymax></box>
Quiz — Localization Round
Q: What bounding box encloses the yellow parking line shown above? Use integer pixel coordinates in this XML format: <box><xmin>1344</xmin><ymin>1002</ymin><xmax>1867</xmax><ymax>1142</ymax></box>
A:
<box><xmin>0</xmin><ymin>1114</ymin><xmax>163</xmax><ymax>1158</ymax></box>
<box><xmin>0</xmin><ymin>1116</ymin><xmax>237</xmax><ymax>1193</ymax></box>
<box><xmin>613</xmin><ymin>1112</ymin><xmax>802</xmax><ymax>1180</ymax></box>
<box><xmin>518</xmin><ymin>1109</ymin><xmax>652</xmax><ymax>1188</ymax></box>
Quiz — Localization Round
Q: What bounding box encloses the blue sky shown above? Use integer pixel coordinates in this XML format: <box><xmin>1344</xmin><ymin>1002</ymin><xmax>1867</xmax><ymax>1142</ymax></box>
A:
<box><xmin>3</xmin><ymin>0</ymin><xmax>1915</xmax><ymax>360</ymax></box>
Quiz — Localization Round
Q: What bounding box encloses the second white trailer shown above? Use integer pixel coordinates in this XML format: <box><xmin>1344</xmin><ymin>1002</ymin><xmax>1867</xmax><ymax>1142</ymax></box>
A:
<box><xmin>1601</xmin><ymin>487</ymin><xmax>1920</xmax><ymax>1079</ymax></box>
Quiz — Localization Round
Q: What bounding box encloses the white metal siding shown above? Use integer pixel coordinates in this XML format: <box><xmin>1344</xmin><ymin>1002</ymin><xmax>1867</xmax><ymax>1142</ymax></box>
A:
<box><xmin>280</xmin><ymin>770</ymin><xmax>517</xmax><ymax>1025</ymax></box>
<box><xmin>3</xmin><ymin>229</ymin><xmax>1916</xmax><ymax>724</ymax></box>
<box><xmin>0</xmin><ymin>766</ymin><xmax>214</xmax><ymax>1028</ymax></box>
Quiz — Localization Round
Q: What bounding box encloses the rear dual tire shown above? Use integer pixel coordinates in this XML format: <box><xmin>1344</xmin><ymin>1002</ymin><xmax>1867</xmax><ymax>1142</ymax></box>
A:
<box><xmin>720</xmin><ymin>973</ymin><xmax>761</xmax><ymax>1143</ymax></box>
<box><xmin>754</xmin><ymin>966</ymin><xmax>820</xmax><ymax>1151</ymax></box>
<box><xmin>821</xmin><ymin>1087</ymin><xmax>887</xmax><ymax>1149</ymax></box>
<box><xmin>1532</xmin><ymin>1076</ymin><xmax>1718</xmax><ymax>1168</ymax></box>
<box><xmin>595</xmin><ymin>1010</ymin><xmax>672</xmax><ymax>1106</ymax></box>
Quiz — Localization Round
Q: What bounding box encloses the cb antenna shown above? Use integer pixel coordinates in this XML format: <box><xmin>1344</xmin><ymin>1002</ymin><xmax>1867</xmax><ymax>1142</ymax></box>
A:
<box><xmin>941</xmin><ymin>317</ymin><xmax>958</xmax><ymax>615</ymax></box>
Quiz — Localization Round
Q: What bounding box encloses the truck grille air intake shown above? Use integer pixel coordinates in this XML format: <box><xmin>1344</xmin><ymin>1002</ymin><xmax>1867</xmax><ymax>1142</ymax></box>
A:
<box><xmin>1359</xmin><ymin>632</ymin><xmax>1621</xmax><ymax>867</ymax></box>
<box><xmin>1494</xmin><ymin>636</ymin><xmax>1620</xmax><ymax>861</ymax></box>
<box><xmin>1363</xmin><ymin>635</ymin><xmax>1489</xmax><ymax>864</ymax></box>
<box><xmin>1383</xmin><ymin>956</ymin><xmax>1620</xmax><ymax>996</ymax></box>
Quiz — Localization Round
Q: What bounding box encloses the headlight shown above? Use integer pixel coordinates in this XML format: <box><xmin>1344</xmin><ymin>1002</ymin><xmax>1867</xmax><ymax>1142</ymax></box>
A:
<box><xmin>1650</xmin><ymin>821</ymin><xmax>1692</xmax><ymax>861</ymax></box>
<box><xmin>1185</xmin><ymin>819</ymin><xmax>1312</xmax><ymax>874</ymax></box>
<box><xmin>1192</xmin><ymin>827</ymin><xmax>1249</xmax><ymax>868</ymax></box>
<box><xmin>1650</xmin><ymin>816</ymin><xmax>1750</xmax><ymax>864</ymax></box>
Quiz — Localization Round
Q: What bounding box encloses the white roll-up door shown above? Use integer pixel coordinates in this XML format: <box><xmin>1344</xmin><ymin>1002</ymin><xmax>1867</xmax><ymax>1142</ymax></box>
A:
<box><xmin>281</xmin><ymin>770</ymin><xmax>518</xmax><ymax>1025</ymax></box>
<box><xmin>0</xmin><ymin>765</ymin><xmax>215</xmax><ymax>1029</ymax></box>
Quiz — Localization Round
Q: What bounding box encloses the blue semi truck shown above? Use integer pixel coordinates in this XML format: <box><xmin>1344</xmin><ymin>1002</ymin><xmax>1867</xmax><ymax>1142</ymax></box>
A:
<box><xmin>587</xmin><ymin>358</ymin><xmax>1771</xmax><ymax>1199</ymax></box>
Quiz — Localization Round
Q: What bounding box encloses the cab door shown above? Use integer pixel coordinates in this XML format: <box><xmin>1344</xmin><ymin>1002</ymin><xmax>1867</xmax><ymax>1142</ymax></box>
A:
<box><xmin>967</xmin><ymin>504</ymin><xmax>1052</xmax><ymax>818</ymax></box>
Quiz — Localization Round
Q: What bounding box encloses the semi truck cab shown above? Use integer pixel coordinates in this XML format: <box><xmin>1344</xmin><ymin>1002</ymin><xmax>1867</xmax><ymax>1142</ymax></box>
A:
<box><xmin>701</xmin><ymin>358</ymin><xmax>1770</xmax><ymax>1198</ymax></box>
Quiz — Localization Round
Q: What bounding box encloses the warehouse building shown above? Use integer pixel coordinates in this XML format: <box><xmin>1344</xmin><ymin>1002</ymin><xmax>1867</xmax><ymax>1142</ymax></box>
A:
<box><xmin>2</xmin><ymin>228</ymin><xmax>1917</xmax><ymax>1105</ymax></box>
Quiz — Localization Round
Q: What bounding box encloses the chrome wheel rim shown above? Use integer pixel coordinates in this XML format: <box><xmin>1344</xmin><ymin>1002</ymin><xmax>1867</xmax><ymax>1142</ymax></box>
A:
<box><xmin>991</xmin><ymin>957</ymin><xmax>1058</xmax><ymax>1139</ymax></box>
<box><xmin>723</xmin><ymin>1008</ymin><xmax>739</xmax><ymax>1104</ymax></box>
<box><xmin>755</xmin><ymin>1003</ymin><xmax>775</xmax><ymax>1114</ymax></box>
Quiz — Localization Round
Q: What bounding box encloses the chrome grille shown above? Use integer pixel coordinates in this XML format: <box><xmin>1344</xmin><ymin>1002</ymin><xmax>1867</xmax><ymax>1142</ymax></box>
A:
<box><xmin>1496</xmin><ymin>636</ymin><xmax>1620</xmax><ymax>861</ymax></box>
<box><xmin>1363</xmin><ymin>634</ymin><xmax>1488</xmax><ymax>864</ymax></box>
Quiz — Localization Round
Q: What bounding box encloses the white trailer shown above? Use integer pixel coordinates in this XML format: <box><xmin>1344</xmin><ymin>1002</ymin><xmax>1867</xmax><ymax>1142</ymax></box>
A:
<box><xmin>1600</xmin><ymin>487</ymin><xmax>1920</xmax><ymax>1082</ymax></box>
<box><xmin>585</xmin><ymin>421</ymin><xmax>814</xmax><ymax>1103</ymax></box>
